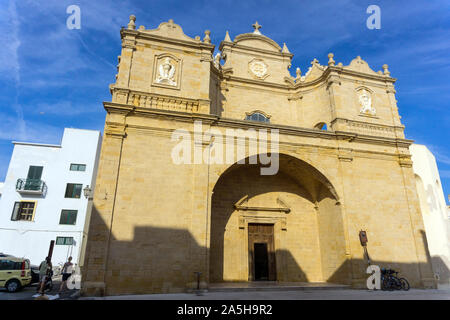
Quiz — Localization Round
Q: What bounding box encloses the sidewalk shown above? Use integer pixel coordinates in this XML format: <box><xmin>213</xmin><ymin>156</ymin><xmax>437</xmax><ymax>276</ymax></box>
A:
<box><xmin>81</xmin><ymin>288</ymin><xmax>450</xmax><ymax>300</ymax></box>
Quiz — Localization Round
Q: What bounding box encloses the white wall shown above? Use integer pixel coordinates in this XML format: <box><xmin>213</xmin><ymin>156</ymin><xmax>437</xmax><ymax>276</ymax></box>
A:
<box><xmin>410</xmin><ymin>144</ymin><xmax>450</xmax><ymax>288</ymax></box>
<box><xmin>0</xmin><ymin>128</ymin><xmax>101</xmax><ymax>267</ymax></box>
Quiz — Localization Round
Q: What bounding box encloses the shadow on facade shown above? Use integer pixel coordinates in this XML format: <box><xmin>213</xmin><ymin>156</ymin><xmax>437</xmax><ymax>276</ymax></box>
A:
<box><xmin>82</xmin><ymin>204</ymin><xmax>314</xmax><ymax>295</ymax></box>
<box><xmin>328</xmin><ymin>230</ymin><xmax>447</xmax><ymax>288</ymax></box>
<box><xmin>210</xmin><ymin>79</ymin><xmax>226</xmax><ymax>117</ymax></box>
<box><xmin>82</xmin><ymin>205</ymin><xmax>445</xmax><ymax>296</ymax></box>
<box><xmin>82</xmin><ymin>205</ymin><xmax>210</xmax><ymax>295</ymax></box>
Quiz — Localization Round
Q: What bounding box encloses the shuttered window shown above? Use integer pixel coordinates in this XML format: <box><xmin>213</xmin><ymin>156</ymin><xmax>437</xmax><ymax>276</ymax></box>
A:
<box><xmin>70</xmin><ymin>164</ymin><xmax>86</xmax><ymax>171</ymax></box>
<box><xmin>59</xmin><ymin>210</ymin><xmax>78</xmax><ymax>225</ymax></box>
<box><xmin>56</xmin><ymin>237</ymin><xmax>74</xmax><ymax>245</ymax></box>
<box><xmin>64</xmin><ymin>184</ymin><xmax>82</xmax><ymax>198</ymax></box>
<box><xmin>27</xmin><ymin>166</ymin><xmax>43</xmax><ymax>180</ymax></box>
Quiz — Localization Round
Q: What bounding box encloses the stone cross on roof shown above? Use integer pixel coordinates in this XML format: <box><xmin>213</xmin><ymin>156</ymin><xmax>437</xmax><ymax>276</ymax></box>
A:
<box><xmin>252</xmin><ymin>21</ymin><xmax>262</xmax><ymax>35</ymax></box>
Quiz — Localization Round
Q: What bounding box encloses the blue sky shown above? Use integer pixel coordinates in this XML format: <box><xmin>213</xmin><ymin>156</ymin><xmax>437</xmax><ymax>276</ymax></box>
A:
<box><xmin>0</xmin><ymin>0</ymin><xmax>449</xmax><ymax>202</ymax></box>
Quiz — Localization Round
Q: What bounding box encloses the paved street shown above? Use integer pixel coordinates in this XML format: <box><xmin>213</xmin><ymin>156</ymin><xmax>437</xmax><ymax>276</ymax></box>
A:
<box><xmin>0</xmin><ymin>278</ymin><xmax>79</xmax><ymax>300</ymax></box>
<box><xmin>81</xmin><ymin>288</ymin><xmax>450</xmax><ymax>300</ymax></box>
<box><xmin>1</xmin><ymin>279</ymin><xmax>449</xmax><ymax>300</ymax></box>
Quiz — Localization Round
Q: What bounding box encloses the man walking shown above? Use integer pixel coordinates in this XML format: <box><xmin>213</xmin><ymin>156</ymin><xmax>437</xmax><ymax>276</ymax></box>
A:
<box><xmin>58</xmin><ymin>256</ymin><xmax>73</xmax><ymax>293</ymax></box>
<box><xmin>38</xmin><ymin>257</ymin><xmax>52</xmax><ymax>294</ymax></box>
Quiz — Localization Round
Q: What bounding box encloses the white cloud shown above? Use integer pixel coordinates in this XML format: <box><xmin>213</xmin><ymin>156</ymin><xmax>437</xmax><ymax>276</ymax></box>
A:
<box><xmin>0</xmin><ymin>112</ymin><xmax>62</xmax><ymax>144</ymax></box>
<box><xmin>0</xmin><ymin>0</ymin><xmax>21</xmax><ymax>81</ymax></box>
<box><xmin>0</xmin><ymin>0</ymin><xmax>26</xmax><ymax>141</ymax></box>
<box><xmin>31</xmin><ymin>101</ymin><xmax>101</xmax><ymax>116</ymax></box>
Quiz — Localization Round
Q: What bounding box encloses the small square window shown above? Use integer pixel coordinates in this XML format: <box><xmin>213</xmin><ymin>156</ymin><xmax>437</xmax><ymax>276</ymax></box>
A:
<box><xmin>70</xmin><ymin>164</ymin><xmax>86</xmax><ymax>172</ymax></box>
<box><xmin>59</xmin><ymin>210</ymin><xmax>78</xmax><ymax>225</ymax></box>
<box><xmin>65</xmin><ymin>184</ymin><xmax>82</xmax><ymax>198</ymax></box>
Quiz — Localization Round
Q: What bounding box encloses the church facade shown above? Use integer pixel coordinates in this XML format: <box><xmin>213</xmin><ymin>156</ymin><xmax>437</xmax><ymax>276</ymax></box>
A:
<box><xmin>81</xmin><ymin>16</ymin><xmax>435</xmax><ymax>296</ymax></box>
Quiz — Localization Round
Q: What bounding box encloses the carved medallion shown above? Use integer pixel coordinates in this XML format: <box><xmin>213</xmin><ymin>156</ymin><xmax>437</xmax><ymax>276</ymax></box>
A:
<box><xmin>156</xmin><ymin>57</ymin><xmax>176</xmax><ymax>85</ymax></box>
<box><xmin>249</xmin><ymin>58</ymin><xmax>268</xmax><ymax>79</ymax></box>
<box><xmin>152</xmin><ymin>54</ymin><xmax>182</xmax><ymax>90</ymax></box>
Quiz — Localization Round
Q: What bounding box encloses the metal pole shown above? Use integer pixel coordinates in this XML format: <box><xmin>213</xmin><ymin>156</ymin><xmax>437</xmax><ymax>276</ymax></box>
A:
<box><xmin>48</xmin><ymin>240</ymin><xmax>55</xmax><ymax>260</ymax></box>
<box><xmin>195</xmin><ymin>272</ymin><xmax>201</xmax><ymax>290</ymax></box>
<box><xmin>194</xmin><ymin>271</ymin><xmax>202</xmax><ymax>295</ymax></box>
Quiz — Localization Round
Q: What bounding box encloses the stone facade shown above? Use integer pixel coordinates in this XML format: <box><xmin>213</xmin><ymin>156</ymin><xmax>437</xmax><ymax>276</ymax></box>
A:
<box><xmin>81</xmin><ymin>16</ymin><xmax>436</xmax><ymax>296</ymax></box>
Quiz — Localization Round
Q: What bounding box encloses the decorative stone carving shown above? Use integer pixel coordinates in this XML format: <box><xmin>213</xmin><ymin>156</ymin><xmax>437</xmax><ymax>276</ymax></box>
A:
<box><xmin>301</xmin><ymin>59</ymin><xmax>325</xmax><ymax>82</ymax></box>
<box><xmin>203</xmin><ymin>30</ymin><xmax>211</xmax><ymax>44</ymax></box>
<box><xmin>382</xmin><ymin>64</ymin><xmax>390</xmax><ymax>76</ymax></box>
<box><xmin>358</xmin><ymin>89</ymin><xmax>376</xmax><ymax>115</ymax></box>
<box><xmin>295</xmin><ymin>67</ymin><xmax>301</xmax><ymax>79</ymax></box>
<box><xmin>127</xmin><ymin>15</ymin><xmax>136</xmax><ymax>30</ymax></box>
<box><xmin>234</xmin><ymin>195</ymin><xmax>290</xmax><ymax>213</ymax></box>
<box><xmin>327</xmin><ymin>53</ymin><xmax>335</xmax><ymax>66</ymax></box>
<box><xmin>152</xmin><ymin>54</ymin><xmax>181</xmax><ymax>89</ymax></box>
<box><xmin>344</xmin><ymin>56</ymin><xmax>378</xmax><ymax>75</ymax></box>
<box><xmin>213</xmin><ymin>53</ymin><xmax>221</xmax><ymax>68</ymax></box>
<box><xmin>248</xmin><ymin>58</ymin><xmax>268</xmax><ymax>79</ymax></box>
<box><xmin>282</xmin><ymin>43</ymin><xmax>290</xmax><ymax>54</ymax></box>
<box><xmin>157</xmin><ymin>58</ymin><xmax>176</xmax><ymax>85</ymax></box>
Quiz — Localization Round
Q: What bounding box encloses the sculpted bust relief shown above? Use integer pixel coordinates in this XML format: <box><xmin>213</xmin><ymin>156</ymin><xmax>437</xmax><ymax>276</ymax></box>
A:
<box><xmin>156</xmin><ymin>57</ymin><xmax>177</xmax><ymax>86</ymax></box>
<box><xmin>359</xmin><ymin>89</ymin><xmax>376</xmax><ymax>115</ymax></box>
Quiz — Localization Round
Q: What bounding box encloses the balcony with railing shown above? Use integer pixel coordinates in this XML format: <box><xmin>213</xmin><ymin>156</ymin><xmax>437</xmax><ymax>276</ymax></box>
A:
<box><xmin>16</xmin><ymin>178</ymin><xmax>47</xmax><ymax>196</ymax></box>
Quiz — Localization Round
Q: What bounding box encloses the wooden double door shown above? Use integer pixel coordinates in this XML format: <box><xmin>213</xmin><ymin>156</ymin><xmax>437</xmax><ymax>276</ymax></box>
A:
<box><xmin>248</xmin><ymin>223</ymin><xmax>276</xmax><ymax>281</ymax></box>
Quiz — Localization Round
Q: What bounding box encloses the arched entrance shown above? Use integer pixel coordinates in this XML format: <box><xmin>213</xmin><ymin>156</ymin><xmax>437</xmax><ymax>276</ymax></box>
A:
<box><xmin>209</xmin><ymin>153</ymin><xmax>349</xmax><ymax>284</ymax></box>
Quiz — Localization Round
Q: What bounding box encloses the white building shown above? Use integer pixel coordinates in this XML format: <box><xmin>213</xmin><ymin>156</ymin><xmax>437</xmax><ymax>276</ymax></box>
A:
<box><xmin>410</xmin><ymin>144</ymin><xmax>450</xmax><ymax>288</ymax></box>
<box><xmin>0</xmin><ymin>128</ymin><xmax>101</xmax><ymax>267</ymax></box>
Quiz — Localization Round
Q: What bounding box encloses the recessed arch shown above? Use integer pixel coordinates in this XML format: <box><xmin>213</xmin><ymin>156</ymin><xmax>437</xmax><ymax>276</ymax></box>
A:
<box><xmin>214</xmin><ymin>153</ymin><xmax>340</xmax><ymax>203</ymax></box>
<box><xmin>355</xmin><ymin>85</ymin><xmax>374</xmax><ymax>94</ymax></box>
<box><xmin>209</xmin><ymin>153</ymin><xmax>349</xmax><ymax>284</ymax></box>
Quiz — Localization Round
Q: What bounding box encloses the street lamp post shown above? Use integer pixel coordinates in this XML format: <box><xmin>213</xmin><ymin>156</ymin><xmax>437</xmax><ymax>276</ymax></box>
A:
<box><xmin>83</xmin><ymin>185</ymin><xmax>92</xmax><ymax>199</ymax></box>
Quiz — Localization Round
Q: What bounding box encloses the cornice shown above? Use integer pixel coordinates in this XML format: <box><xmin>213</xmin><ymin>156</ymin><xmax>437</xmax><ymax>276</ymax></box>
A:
<box><xmin>287</xmin><ymin>65</ymin><xmax>397</xmax><ymax>91</ymax></box>
<box><xmin>324</xmin><ymin>66</ymin><xmax>396</xmax><ymax>84</ymax></box>
<box><xmin>219</xmin><ymin>41</ymin><xmax>293</xmax><ymax>59</ymax></box>
<box><xmin>123</xmin><ymin>122</ymin><xmax>410</xmax><ymax>162</ymax></box>
<box><xmin>121</xmin><ymin>28</ymin><xmax>215</xmax><ymax>53</ymax></box>
<box><xmin>215</xmin><ymin>65</ymin><xmax>395</xmax><ymax>94</ymax></box>
<box><xmin>103</xmin><ymin>101</ymin><xmax>413</xmax><ymax>148</ymax></box>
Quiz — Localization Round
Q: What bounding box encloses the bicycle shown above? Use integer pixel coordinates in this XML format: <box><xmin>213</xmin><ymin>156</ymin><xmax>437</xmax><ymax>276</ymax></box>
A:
<box><xmin>381</xmin><ymin>268</ymin><xmax>410</xmax><ymax>291</ymax></box>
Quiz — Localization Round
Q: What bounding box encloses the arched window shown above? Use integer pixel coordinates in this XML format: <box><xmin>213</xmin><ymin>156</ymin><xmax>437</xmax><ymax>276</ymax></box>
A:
<box><xmin>314</xmin><ymin>122</ymin><xmax>328</xmax><ymax>130</ymax></box>
<box><xmin>245</xmin><ymin>112</ymin><xmax>270</xmax><ymax>123</ymax></box>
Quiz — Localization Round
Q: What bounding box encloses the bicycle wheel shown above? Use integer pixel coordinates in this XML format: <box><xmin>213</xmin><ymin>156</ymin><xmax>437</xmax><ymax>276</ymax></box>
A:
<box><xmin>386</xmin><ymin>278</ymin><xmax>395</xmax><ymax>291</ymax></box>
<box><xmin>392</xmin><ymin>277</ymin><xmax>403</xmax><ymax>290</ymax></box>
<box><xmin>399</xmin><ymin>278</ymin><xmax>410</xmax><ymax>291</ymax></box>
<box><xmin>381</xmin><ymin>277</ymin><xmax>389</xmax><ymax>291</ymax></box>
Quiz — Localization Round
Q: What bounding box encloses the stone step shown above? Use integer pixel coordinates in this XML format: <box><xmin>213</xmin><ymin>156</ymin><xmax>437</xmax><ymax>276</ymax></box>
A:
<box><xmin>207</xmin><ymin>282</ymin><xmax>351</xmax><ymax>292</ymax></box>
